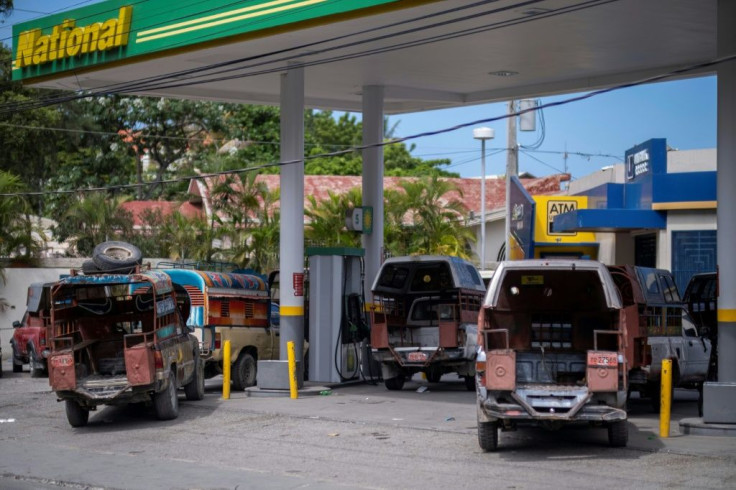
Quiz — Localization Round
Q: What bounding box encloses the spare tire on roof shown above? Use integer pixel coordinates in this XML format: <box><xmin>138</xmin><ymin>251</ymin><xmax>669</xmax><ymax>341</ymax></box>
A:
<box><xmin>92</xmin><ymin>241</ymin><xmax>143</xmax><ymax>271</ymax></box>
<box><xmin>82</xmin><ymin>259</ymin><xmax>103</xmax><ymax>275</ymax></box>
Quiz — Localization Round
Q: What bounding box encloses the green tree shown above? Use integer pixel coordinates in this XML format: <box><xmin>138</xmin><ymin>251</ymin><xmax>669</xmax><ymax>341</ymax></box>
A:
<box><xmin>116</xmin><ymin>96</ymin><xmax>226</xmax><ymax>199</ymax></box>
<box><xmin>211</xmin><ymin>172</ymin><xmax>280</xmax><ymax>271</ymax></box>
<box><xmin>0</xmin><ymin>45</ymin><xmax>62</xmax><ymax>211</ymax></box>
<box><xmin>156</xmin><ymin>212</ymin><xmax>222</xmax><ymax>262</ymax></box>
<box><xmin>305</xmin><ymin>187</ymin><xmax>362</xmax><ymax>248</ymax></box>
<box><xmin>61</xmin><ymin>193</ymin><xmax>133</xmax><ymax>256</ymax></box>
<box><xmin>0</xmin><ymin>170</ymin><xmax>44</xmax><ymax>260</ymax></box>
<box><xmin>384</xmin><ymin>176</ymin><xmax>474</xmax><ymax>259</ymax></box>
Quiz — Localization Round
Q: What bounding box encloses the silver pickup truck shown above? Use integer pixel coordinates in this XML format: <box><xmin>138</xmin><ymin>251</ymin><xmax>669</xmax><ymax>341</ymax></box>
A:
<box><xmin>607</xmin><ymin>265</ymin><xmax>712</xmax><ymax>411</ymax></box>
<box><xmin>476</xmin><ymin>260</ymin><xmax>629</xmax><ymax>451</ymax></box>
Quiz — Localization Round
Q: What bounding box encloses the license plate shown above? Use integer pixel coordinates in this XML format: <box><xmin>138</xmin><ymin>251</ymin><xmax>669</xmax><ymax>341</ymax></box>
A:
<box><xmin>407</xmin><ymin>351</ymin><xmax>427</xmax><ymax>362</ymax></box>
<box><xmin>587</xmin><ymin>352</ymin><xmax>617</xmax><ymax>367</ymax></box>
<box><xmin>50</xmin><ymin>355</ymin><xmax>74</xmax><ymax>368</ymax></box>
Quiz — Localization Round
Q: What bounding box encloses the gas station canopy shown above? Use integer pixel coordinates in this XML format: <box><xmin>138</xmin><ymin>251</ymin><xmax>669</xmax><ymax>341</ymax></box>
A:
<box><xmin>13</xmin><ymin>0</ymin><xmax>717</xmax><ymax>114</ymax></box>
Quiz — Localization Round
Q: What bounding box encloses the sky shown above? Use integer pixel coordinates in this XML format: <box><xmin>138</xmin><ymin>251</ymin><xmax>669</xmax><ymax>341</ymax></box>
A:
<box><xmin>2</xmin><ymin>1</ymin><xmax>718</xmax><ymax>182</ymax></box>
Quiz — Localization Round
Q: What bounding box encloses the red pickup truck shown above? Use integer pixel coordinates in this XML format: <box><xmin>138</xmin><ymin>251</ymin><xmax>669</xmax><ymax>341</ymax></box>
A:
<box><xmin>10</xmin><ymin>283</ymin><xmax>53</xmax><ymax>376</ymax></box>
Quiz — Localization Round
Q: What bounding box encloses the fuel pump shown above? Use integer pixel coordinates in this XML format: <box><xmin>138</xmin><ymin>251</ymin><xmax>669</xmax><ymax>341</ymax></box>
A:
<box><xmin>307</xmin><ymin>247</ymin><xmax>369</xmax><ymax>383</ymax></box>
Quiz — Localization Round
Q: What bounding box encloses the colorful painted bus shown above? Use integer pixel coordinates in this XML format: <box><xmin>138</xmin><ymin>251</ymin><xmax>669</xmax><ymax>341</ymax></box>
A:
<box><xmin>163</xmin><ymin>269</ymin><xmax>276</xmax><ymax>390</ymax></box>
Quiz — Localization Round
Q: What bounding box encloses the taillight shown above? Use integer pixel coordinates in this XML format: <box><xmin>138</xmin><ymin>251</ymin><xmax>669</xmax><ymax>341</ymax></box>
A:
<box><xmin>475</xmin><ymin>347</ymin><xmax>486</xmax><ymax>374</ymax></box>
<box><xmin>154</xmin><ymin>350</ymin><xmax>163</xmax><ymax>370</ymax></box>
<box><xmin>476</xmin><ymin>348</ymin><xmax>486</xmax><ymax>386</ymax></box>
<box><xmin>215</xmin><ymin>332</ymin><xmax>221</xmax><ymax>349</ymax></box>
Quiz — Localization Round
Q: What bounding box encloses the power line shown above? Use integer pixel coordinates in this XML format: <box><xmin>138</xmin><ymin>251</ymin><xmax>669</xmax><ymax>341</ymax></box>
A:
<box><xmin>518</xmin><ymin>148</ymin><xmax>565</xmax><ymax>175</ymax></box>
<box><xmin>1</xmin><ymin>51</ymin><xmax>733</xmax><ymax>198</ymax></box>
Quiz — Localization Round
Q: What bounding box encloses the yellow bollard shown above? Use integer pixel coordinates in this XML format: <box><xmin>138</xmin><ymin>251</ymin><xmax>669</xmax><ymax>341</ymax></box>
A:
<box><xmin>287</xmin><ymin>340</ymin><xmax>298</xmax><ymax>399</ymax></box>
<box><xmin>659</xmin><ymin>358</ymin><xmax>672</xmax><ymax>437</ymax></box>
<box><xmin>222</xmin><ymin>340</ymin><xmax>231</xmax><ymax>400</ymax></box>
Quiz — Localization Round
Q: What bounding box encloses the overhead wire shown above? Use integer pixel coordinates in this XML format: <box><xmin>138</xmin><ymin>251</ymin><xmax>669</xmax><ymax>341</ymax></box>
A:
<box><xmin>0</xmin><ymin>51</ymin><xmax>733</xmax><ymax>198</ymax></box>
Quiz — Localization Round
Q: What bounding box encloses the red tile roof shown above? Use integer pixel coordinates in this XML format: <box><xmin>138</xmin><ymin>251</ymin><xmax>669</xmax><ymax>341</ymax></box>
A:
<box><xmin>222</xmin><ymin>173</ymin><xmax>569</xmax><ymax>214</ymax></box>
<box><xmin>124</xmin><ymin>173</ymin><xmax>569</xmax><ymax>226</ymax></box>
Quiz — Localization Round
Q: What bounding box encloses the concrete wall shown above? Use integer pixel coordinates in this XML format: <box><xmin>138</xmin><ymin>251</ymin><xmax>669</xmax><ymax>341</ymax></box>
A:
<box><xmin>0</xmin><ymin>258</ymin><xmax>172</xmax><ymax>362</ymax></box>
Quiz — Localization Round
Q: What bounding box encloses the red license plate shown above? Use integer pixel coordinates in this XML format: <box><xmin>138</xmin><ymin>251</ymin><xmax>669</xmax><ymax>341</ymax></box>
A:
<box><xmin>407</xmin><ymin>351</ymin><xmax>427</xmax><ymax>362</ymax></box>
<box><xmin>588</xmin><ymin>352</ymin><xmax>617</xmax><ymax>367</ymax></box>
<box><xmin>50</xmin><ymin>355</ymin><xmax>74</xmax><ymax>368</ymax></box>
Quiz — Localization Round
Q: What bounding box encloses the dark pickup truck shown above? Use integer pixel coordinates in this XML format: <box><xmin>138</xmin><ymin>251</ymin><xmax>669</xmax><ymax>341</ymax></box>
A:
<box><xmin>370</xmin><ymin>255</ymin><xmax>486</xmax><ymax>391</ymax></box>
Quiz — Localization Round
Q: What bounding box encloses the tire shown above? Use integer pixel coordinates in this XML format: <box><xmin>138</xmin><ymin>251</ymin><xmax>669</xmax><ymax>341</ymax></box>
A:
<box><xmin>92</xmin><ymin>241</ymin><xmax>143</xmax><ymax>271</ymax></box>
<box><xmin>425</xmin><ymin>368</ymin><xmax>441</xmax><ymax>383</ymax></box>
<box><xmin>464</xmin><ymin>375</ymin><xmax>476</xmax><ymax>391</ymax></box>
<box><xmin>29</xmin><ymin>344</ymin><xmax>46</xmax><ymax>378</ymax></box>
<box><xmin>478</xmin><ymin>421</ymin><xmax>499</xmax><ymax>452</ymax></box>
<box><xmin>184</xmin><ymin>355</ymin><xmax>205</xmax><ymax>401</ymax></box>
<box><xmin>608</xmin><ymin>420</ymin><xmax>628</xmax><ymax>447</ymax></box>
<box><xmin>81</xmin><ymin>259</ymin><xmax>103</xmax><ymax>275</ymax></box>
<box><xmin>154</xmin><ymin>370</ymin><xmax>179</xmax><ymax>420</ymax></box>
<box><xmin>231</xmin><ymin>352</ymin><xmax>257</xmax><ymax>391</ymax></box>
<box><xmin>11</xmin><ymin>343</ymin><xmax>23</xmax><ymax>372</ymax></box>
<box><xmin>384</xmin><ymin>375</ymin><xmax>405</xmax><ymax>391</ymax></box>
<box><xmin>65</xmin><ymin>400</ymin><xmax>89</xmax><ymax>428</ymax></box>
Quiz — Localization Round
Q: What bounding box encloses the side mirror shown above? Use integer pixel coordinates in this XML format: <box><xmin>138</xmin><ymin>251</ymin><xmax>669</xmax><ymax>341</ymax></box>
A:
<box><xmin>12</xmin><ymin>320</ymin><xmax>20</xmax><ymax>328</ymax></box>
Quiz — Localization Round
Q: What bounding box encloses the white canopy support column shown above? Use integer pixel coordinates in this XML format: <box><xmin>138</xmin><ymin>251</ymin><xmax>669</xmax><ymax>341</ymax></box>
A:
<box><xmin>279</xmin><ymin>64</ymin><xmax>305</xmax><ymax>364</ymax></box>
<box><xmin>703</xmin><ymin>0</ymin><xmax>736</xmax><ymax>423</ymax></box>
<box><xmin>361</xmin><ymin>85</ymin><xmax>385</xmax><ymax>305</ymax></box>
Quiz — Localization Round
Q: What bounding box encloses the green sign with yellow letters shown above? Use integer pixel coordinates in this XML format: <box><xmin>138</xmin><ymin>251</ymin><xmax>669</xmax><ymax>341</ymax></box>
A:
<box><xmin>12</xmin><ymin>0</ymin><xmax>407</xmax><ymax>81</ymax></box>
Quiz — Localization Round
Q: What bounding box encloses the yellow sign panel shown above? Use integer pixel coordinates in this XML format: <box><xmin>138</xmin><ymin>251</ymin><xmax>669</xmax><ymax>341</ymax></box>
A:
<box><xmin>533</xmin><ymin>196</ymin><xmax>596</xmax><ymax>244</ymax></box>
<box><xmin>521</xmin><ymin>275</ymin><xmax>544</xmax><ymax>285</ymax></box>
<box><xmin>14</xmin><ymin>6</ymin><xmax>132</xmax><ymax>69</ymax></box>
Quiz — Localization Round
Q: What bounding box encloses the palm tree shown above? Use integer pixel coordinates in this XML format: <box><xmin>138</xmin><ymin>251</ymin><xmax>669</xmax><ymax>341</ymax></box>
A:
<box><xmin>212</xmin><ymin>173</ymin><xmax>280</xmax><ymax>271</ymax></box>
<box><xmin>387</xmin><ymin>176</ymin><xmax>475</xmax><ymax>259</ymax></box>
<box><xmin>305</xmin><ymin>187</ymin><xmax>362</xmax><ymax>248</ymax></box>
<box><xmin>0</xmin><ymin>170</ymin><xmax>45</xmax><ymax>260</ymax></box>
<box><xmin>158</xmin><ymin>212</ymin><xmax>222</xmax><ymax>262</ymax></box>
<box><xmin>63</xmin><ymin>193</ymin><xmax>133</xmax><ymax>256</ymax></box>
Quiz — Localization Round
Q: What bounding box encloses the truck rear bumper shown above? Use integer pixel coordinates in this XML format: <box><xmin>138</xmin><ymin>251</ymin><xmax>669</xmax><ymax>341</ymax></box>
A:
<box><xmin>372</xmin><ymin>346</ymin><xmax>473</xmax><ymax>367</ymax></box>
<box><xmin>478</xmin><ymin>387</ymin><xmax>627</xmax><ymax>423</ymax></box>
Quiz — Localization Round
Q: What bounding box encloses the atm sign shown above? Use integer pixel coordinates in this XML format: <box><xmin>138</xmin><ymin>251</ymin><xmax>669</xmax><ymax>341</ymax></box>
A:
<box><xmin>547</xmin><ymin>200</ymin><xmax>577</xmax><ymax>236</ymax></box>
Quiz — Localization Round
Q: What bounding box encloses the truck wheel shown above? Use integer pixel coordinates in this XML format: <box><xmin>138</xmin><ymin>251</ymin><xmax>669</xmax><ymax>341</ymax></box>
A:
<box><xmin>29</xmin><ymin>344</ymin><xmax>45</xmax><ymax>378</ymax></box>
<box><xmin>92</xmin><ymin>241</ymin><xmax>142</xmax><ymax>271</ymax></box>
<box><xmin>11</xmin><ymin>344</ymin><xmax>23</xmax><ymax>372</ymax></box>
<box><xmin>184</xmin><ymin>356</ymin><xmax>205</xmax><ymax>401</ymax></box>
<box><xmin>232</xmin><ymin>352</ymin><xmax>257</xmax><ymax>391</ymax></box>
<box><xmin>65</xmin><ymin>400</ymin><xmax>89</xmax><ymax>428</ymax></box>
<box><xmin>154</xmin><ymin>371</ymin><xmax>179</xmax><ymax>420</ymax></box>
<box><xmin>384</xmin><ymin>375</ymin><xmax>405</xmax><ymax>391</ymax></box>
<box><xmin>425</xmin><ymin>368</ymin><xmax>441</xmax><ymax>383</ymax></box>
<box><xmin>607</xmin><ymin>420</ymin><xmax>628</xmax><ymax>447</ymax></box>
<box><xmin>478</xmin><ymin>421</ymin><xmax>499</xmax><ymax>452</ymax></box>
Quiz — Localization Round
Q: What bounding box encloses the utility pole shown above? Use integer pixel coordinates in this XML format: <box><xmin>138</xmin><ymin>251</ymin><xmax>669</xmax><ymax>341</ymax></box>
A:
<box><xmin>505</xmin><ymin>100</ymin><xmax>518</xmax><ymax>260</ymax></box>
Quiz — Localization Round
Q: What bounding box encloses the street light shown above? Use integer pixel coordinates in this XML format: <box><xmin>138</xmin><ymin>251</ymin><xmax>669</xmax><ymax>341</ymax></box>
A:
<box><xmin>473</xmin><ymin>127</ymin><xmax>494</xmax><ymax>271</ymax></box>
